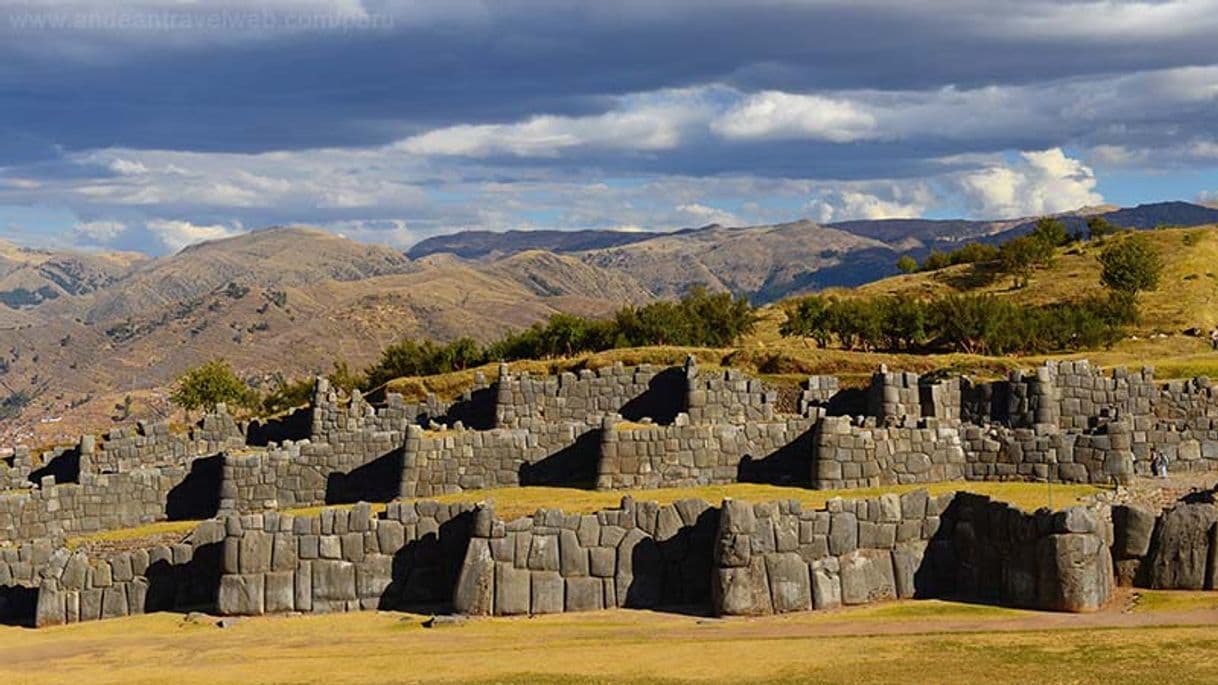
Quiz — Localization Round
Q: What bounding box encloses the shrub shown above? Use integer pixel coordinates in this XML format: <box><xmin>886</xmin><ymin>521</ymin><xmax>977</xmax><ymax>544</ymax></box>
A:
<box><xmin>170</xmin><ymin>359</ymin><xmax>257</xmax><ymax>414</ymax></box>
<box><xmin>896</xmin><ymin>255</ymin><xmax>918</xmax><ymax>274</ymax></box>
<box><xmin>1099</xmin><ymin>234</ymin><xmax>1164</xmax><ymax>299</ymax></box>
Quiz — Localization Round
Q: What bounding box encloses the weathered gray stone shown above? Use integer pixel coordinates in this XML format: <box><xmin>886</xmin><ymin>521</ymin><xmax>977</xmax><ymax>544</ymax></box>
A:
<box><xmin>454</xmin><ymin>539</ymin><xmax>494</xmax><ymax>615</ymax></box>
<box><xmin>311</xmin><ymin>560</ymin><xmax>357</xmax><ymax>602</ymax></box>
<box><xmin>765</xmin><ymin>552</ymin><xmax>811</xmax><ymax>613</ymax></box>
<box><xmin>218</xmin><ymin>574</ymin><xmax>265</xmax><ymax>616</ymax></box>
<box><xmin>1112</xmin><ymin>504</ymin><xmax>1155</xmax><ymax>559</ymax></box>
<box><xmin>891</xmin><ymin>541</ymin><xmax>927</xmax><ymax>599</ymax></box>
<box><xmin>495</xmin><ymin>562</ymin><xmax>530</xmax><ymax>615</ymax></box>
<box><xmin>811</xmin><ymin>557</ymin><xmax>841</xmax><ymax>610</ymax></box>
<box><xmin>714</xmin><ymin>554</ymin><xmax>772</xmax><ymax>616</ymax></box>
<box><xmin>1037</xmin><ymin>533</ymin><xmax>1111</xmax><ymax>612</ymax></box>
<box><xmin>565</xmin><ymin>577</ymin><xmax>604</xmax><ymax>612</ymax></box>
<box><xmin>839</xmin><ymin>549</ymin><xmax>896</xmax><ymax>605</ymax></box>
<box><xmin>828</xmin><ymin>512</ymin><xmax>858</xmax><ymax>556</ymax></box>
<box><xmin>1148</xmin><ymin>504</ymin><xmax>1218</xmax><ymax>590</ymax></box>
<box><xmin>265</xmin><ymin>571</ymin><xmax>295</xmax><ymax>613</ymax></box>
<box><xmin>559</xmin><ymin>529</ymin><xmax>588</xmax><ymax>577</ymax></box>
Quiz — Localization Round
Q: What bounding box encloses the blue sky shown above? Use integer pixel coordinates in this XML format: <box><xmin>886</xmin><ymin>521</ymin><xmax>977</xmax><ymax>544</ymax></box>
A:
<box><xmin>1</xmin><ymin>1</ymin><xmax>1217</xmax><ymax>254</ymax></box>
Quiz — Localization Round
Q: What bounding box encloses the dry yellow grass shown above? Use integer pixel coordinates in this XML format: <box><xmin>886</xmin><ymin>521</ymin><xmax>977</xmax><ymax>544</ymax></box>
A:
<box><xmin>3</xmin><ymin>605</ymin><xmax>1218</xmax><ymax>685</ymax></box>
<box><xmin>429</xmin><ymin>481</ymin><xmax>1102</xmax><ymax>521</ymax></box>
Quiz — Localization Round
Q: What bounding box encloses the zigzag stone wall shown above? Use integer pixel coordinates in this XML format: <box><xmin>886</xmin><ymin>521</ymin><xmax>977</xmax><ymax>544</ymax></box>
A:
<box><xmin>597</xmin><ymin>414</ymin><xmax>818</xmax><ymax>489</ymax></box>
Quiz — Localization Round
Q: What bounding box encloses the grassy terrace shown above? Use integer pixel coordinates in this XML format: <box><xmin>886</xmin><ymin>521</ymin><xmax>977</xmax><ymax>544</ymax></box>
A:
<box><xmin>62</xmin><ymin>481</ymin><xmax>1104</xmax><ymax>549</ymax></box>
<box><xmin>3</xmin><ymin>596</ymin><xmax>1218</xmax><ymax>684</ymax></box>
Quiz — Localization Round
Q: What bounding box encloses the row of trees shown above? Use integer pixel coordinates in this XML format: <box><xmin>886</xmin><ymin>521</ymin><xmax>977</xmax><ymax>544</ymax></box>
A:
<box><xmin>780</xmin><ymin>292</ymin><xmax>1135</xmax><ymax>355</ymax></box>
<box><xmin>787</xmin><ymin>233</ymin><xmax>1163</xmax><ymax>355</ymax></box>
<box><xmin>172</xmin><ymin>288</ymin><xmax>757</xmax><ymax>414</ymax></box>
<box><xmin>897</xmin><ymin>216</ymin><xmax>1122</xmax><ymax>289</ymax></box>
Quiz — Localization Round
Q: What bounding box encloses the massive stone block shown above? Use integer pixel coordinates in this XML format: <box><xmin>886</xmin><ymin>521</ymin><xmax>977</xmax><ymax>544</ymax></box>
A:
<box><xmin>839</xmin><ymin>549</ymin><xmax>896</xmax><ymax>606</ymax></box>
<box><xmin>1148</xmin><ymin>504</ymin><xmax>1218</xmax><ymax>590</ymax></box>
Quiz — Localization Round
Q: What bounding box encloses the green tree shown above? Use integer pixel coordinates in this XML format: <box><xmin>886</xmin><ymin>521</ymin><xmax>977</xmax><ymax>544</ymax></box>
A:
<box><xmin>896</xmin><ymin>255</ymin><xmax>918</xmax><ymax>274</ymax></box>
<box><xmin>920</xmin><ymin>250</ymin><xmax>952</xmax><ymax>271</ymax></box>
<box><xmin>999</xmin><ymin>235</ymin><xmax>1055</xmax><ymax>288</ymax></box>
<box><xmin>779</xmin><ymin>295</ymin><xmax>833</xmax><ymax>347</ymax></box>
<box><xmin>1099</xmin><ymin>234</ymin><xmax>1163</xmax><ymax>300</ymax></box>
<box><xmin>1031</xmin><ymin>217</ymin><xmax>1071</xmax><ymax>247</ymax></box>
<box><xmin>170</xmin><ymin>359</ymin><xmax>255</xmax><ymax>414</ymax></box>
<box><xmin>1086</xmin><ymin>216</ymin><xmax>1117</xmax><ymax>240</ymax></box>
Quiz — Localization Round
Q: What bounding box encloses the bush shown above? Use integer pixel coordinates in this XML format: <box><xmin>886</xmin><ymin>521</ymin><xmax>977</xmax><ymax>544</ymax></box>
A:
<box><xmin>1099</xmin><ymin>234</ymin><xmax>1164</xmax><ymax>299</ymax></box>
<box><xmin>896</xmin><ymin>255</ymin><xmax>918</xmax><ymax>274</ymax></box>
<box><xmin>779</xmin><ymin>292</ymin><xmax>1132</xmax><ymax>356</ymax></box>
<box><xmin>1086</xmin><ymin>216</ymin><xmax>1118</xmax><ymax>240</ymax></box>
<box><xmin>999</xmin><ymin>235</ymin><xmax>1055</xmax><ymax>288</ymax></box>
<box><xmin>170</xmin><ymin>359</ymin><xmax>257</xmax><ymax>414</ymax></box>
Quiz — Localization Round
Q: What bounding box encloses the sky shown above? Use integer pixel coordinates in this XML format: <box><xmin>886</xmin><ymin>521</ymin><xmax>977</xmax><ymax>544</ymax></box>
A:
<box><xmin>1</xmin><ymin>1</ymin><xmax>1217</xmax><ymax>255</ymax></box>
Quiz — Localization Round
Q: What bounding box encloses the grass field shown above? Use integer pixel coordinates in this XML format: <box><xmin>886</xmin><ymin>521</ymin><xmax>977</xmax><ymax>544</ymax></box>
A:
<box><xmin>4</xmin><ymin>600</ymin><xmax>1218</xmax><ymax>685</ymax></box>
<box><xmin>431</xmin><ymin>481</ymin><xmax>1104</xmax><ymax>520</ymax></box>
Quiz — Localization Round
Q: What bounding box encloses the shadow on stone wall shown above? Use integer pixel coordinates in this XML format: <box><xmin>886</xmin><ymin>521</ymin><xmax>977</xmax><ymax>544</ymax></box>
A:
<box><xmin>736</xmin><ymin>427</ymin><xmax>816</xmax><ymax>487</ymax></box>
<box><xmin>618</xmin><ymin>368</ymin><xmax>686</xmax><ymax>425</ymax></box>
<box><xmin>28</xmin><ymin>448</ymin><xmax>81</xmax><ymax>485</ymax></box>
<box><xmin>824</xmin><ymin>387</ymin><xmax>868</xmax><ymax>417</ymax></box>
<box><xmin>441</xmin><ymin>387</ymin><xmax>498</xmax><ymax>431</ymax></box>
<box><xmin>166</xmin><ymin>455</ymin><xmax>223</xmax><ymax>521</ymax></box>
<box><xmin>0</xmin><ymin>585</ymin><xmax>37</xmax><ymax>627</ymax></box>
<box><xmin>380</xmin><ymin>512</ymin><xmax>473</xmax><ymax>613</ymax></box>
<box><xmin>326</xmin><ymin>449</ymin><xmax>404</xmax><ymax>505</ymax></box>
<box><xmin>246</xmin><ymin>407</ymin><xmax>312</xmax><ymax>447</ymax></box>
<box><xmin>519</xmin><ymin>430</ymin><xmax>601</xmax><ymax>488</ymax></box>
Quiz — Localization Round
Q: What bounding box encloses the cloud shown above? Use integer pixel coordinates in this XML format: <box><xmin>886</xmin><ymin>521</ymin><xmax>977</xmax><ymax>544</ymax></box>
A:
<box><xmin>145</xmin><ymin>219</ymin><xmax>243</xmax><ymax>252</ymax></box>
<box><xmin>951</xmin><ymin>148</ymin><xmax>1102</xmax><ymax>218</ymax></box>
<box><xmin>674</xmin><ymin>203</ymin><xmax>742</xmax><ymax>227</ymax></box>
<box><xmin>712</xmin><ymin>91</ymin><xmax>879</xmax><ymax>143</ymax></box>
<box><xmin>73</xmin><ymin>219</ymin><xmax>127</xmax><ymax>242</ymax></box>
<box><xmin>398</xmin><ymin>94</ymin><xmax>709</xmax><ymax>158</ymax></box>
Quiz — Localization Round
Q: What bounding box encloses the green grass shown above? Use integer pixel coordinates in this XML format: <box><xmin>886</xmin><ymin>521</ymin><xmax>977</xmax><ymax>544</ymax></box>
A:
<box><xmin>427</xmin><ymin>481</ymin><xmax>1102</xmax><ymax>521</ymax></box>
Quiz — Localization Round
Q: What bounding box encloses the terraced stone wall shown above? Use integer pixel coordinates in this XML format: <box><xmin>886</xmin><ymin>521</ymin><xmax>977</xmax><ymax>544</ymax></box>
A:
<box><xmin>596</xmin><ymin>415</ymin><xmax>818</xmax><ymax>489</ymax></box>
<box><xmin>454</xmin><ymin>497</ymin><xmax>718</xmax><ymax>616</ymax></box>
<box><xmin>216</xmin><ymin>501</ymin><xmax>476</xmax><ymax>616</ymax></box>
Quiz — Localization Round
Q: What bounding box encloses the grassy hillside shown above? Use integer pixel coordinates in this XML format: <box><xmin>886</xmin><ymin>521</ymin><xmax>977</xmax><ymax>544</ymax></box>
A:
<box><xmin>857</xmin><ymin>225</ymin><xmax>1218</xmax><ymax>332</ymax></box>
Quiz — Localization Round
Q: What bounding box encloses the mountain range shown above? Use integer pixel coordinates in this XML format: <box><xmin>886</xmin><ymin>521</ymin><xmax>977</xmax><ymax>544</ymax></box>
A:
<box><xmin>3</xmin><ymin>200</ymin><xmax>1218</xmax><ymax>443</ymax></box>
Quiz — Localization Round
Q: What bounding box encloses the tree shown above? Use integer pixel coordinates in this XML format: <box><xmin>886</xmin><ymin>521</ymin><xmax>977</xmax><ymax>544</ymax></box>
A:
<box><xmin>1086</xmin><ymin>216</ymin><xmax>1117</xmax><ymax>240</ymax></box>
<box><xmin>780</xmin><ymin>295</ymin><xmax>833</xmax><ymax>347</ymax></box>
<box><xmin>170</xmin><ymin>359</ymin><xmax>254</xmax><ymax>414</ymax></box>
<box><xmin>896</xmin><ymin>255</ymin><xmax>918</xmax><ymax>274</ymax></box>
<box><xmin>920</xmin><ymin>251</ymin><xmax>952</xmax><ymax>271</ymax></box>
<box><xmin>999</xmin><ymin>235</ymin><xmax>1055</xmax><ymax>288</ymax></box>
<box><xmin>1099</xmin><ymin>234</ymin><xmax>1163</xmax><ymax>300</ymax></box>
<box><xmin>1031</xmin><ymin>217</ymin><xmax>1071</xmax><ymax>247</ymax></box>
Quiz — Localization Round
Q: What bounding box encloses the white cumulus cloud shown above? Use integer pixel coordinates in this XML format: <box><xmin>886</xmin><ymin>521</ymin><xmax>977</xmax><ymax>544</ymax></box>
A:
<box><xmin>146</xmin><ymin>219</ymin><xmax>243</xmax><ymax>252</ymax></box>
<box><xmin>711</xmin><ymin>91</ymin><xmax>879</xmax><ymax>143</ymax></box>
<box><xmin>950</xmin><ymin>148</ymin><xmax>1103</xmax><ymax>218</ymax></box>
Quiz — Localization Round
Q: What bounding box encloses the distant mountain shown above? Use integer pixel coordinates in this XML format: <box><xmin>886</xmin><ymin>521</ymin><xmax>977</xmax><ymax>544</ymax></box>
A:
<box><xmin>0</xmin><ymin>240</ymin><xmax>145</xmax><ymax>309</ymax></box>
<box><xmin>0</xmin><ymin>228</ymin><xmax>650</xmax><ymax>444</ymax></box>
<box><xmin>409</xmin><ymin>201</ymin><xmax>1218</xmax><ymax>304</ymax></box>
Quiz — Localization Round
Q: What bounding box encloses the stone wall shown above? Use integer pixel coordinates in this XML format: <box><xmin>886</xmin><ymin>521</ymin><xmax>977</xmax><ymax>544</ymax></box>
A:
<box><xmin>813</xmin><ymin>417</ymin><xmax>967</xmax><ymax>489</ymax></box>
<box><xmin>495</xmin><ymin>363</ymin><xmax>682</xmax><ymax>428</ymax></box>
<box><xmin>0</xmin><ymin>461</ymin><xmax>214</xmax><ymax>543</ymax></box>
<box><xmin>216</xmin><ymin>501</ymin><xmax>476</xmax><ymax>616</ymax></box>
<box><xmin>949</xmin><ymin>492</ymin><xmax>1113</xmax><ymax>612</ymax></box>
<box><xmin>453</xmin><ymin>496</ymin><xmax>717</xmax><ymax>615</ymax></box>
<box><xmin>712</xmin><ymin>491</ymin><xmax>952</xmax><ymax>615</ymax></box>
<box><xmin>89</xmin><ymin>410</ymin><xmax>244</xmax><ymax>474</ymax></box>
<box><xmin>597</xmin><ymin>415</ymin><xmax>817</xmax><ymax>490</ymax></box>
<box><xmin>686</xmin><ymin>366</ymin><xmax>776</xmax><ymax>426</ymax></box>
<box><xmin>31</xmin><ymin>518</ymin><xmax>226</xmax><ymax>627</ymax></box>
<box><xmin>1112</xmin><ymin>500</ymin><xmax>1218</xmax><ymax>590</ymax></box>
<box><xmin>401</xmin><ymin>421</ymin><xmax>599</xmax><ymax>498</ymax></box>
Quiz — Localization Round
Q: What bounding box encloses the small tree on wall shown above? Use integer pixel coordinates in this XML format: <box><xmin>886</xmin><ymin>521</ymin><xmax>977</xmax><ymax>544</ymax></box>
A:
<box><xmin>170</xmin><ymin>359</ymin><xmax>255</xmax><ymax>417</ymax></box>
